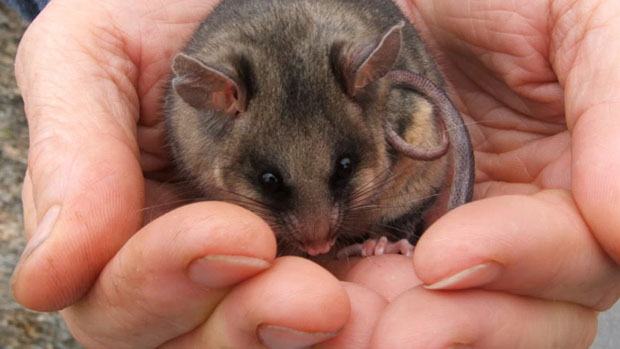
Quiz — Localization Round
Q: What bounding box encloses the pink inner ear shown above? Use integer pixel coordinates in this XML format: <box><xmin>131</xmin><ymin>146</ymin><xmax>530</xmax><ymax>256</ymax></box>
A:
<box><xmin>349</xmin><ymin>22</ymin><xmax>404</xmax><ymax>95</ymax></box>
<box><xmin>354</xmin><ymin>64</ymin><xmax>379</xmax><ymax>90</ymax></box>
<box><xmin>215</xmin><ymin>84</ymin><xmax>241</xmax><ymax>115</ymax></box>
<box><xmin>172</xmin><ymin>53</ymin><xmax>246</xmax><ymax>115</ymax></box>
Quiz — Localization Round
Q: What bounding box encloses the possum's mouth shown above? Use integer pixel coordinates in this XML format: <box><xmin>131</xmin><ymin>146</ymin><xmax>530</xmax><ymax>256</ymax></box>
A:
<box><xmin>303</xmin><ymin>238</ymin><xmax>337</xmax><ymax>256</ymax></box>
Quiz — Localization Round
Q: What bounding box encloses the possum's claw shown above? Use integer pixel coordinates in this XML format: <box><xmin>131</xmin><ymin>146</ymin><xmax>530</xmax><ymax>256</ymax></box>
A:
<box><xmin>337</xmin><ymin>237</ymin><xmax>414</xmax><ymax>259</ymax></box>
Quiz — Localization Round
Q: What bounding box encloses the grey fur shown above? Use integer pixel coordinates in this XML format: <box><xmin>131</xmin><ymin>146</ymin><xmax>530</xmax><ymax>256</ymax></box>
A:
<box><xmin>164</xmin><ymin>0</ymin><xmax>474</xmax><ymax>256</ymax></box>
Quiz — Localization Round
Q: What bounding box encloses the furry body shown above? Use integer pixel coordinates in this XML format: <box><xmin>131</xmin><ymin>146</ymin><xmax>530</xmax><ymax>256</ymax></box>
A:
<box><xmin>165</xmin><ymin>0</ymin><xmax>473</xmax><ymax>256</ymax></box>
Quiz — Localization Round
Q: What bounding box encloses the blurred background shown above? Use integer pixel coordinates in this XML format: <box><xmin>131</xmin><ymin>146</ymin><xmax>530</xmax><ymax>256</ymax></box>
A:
<box><xmin>0</xmin><ymin>3</ymin><xmax>617</xmax><ymax>348</ymax></box>
<box><xmin>0</xmin><ymin>3</ymin><xmax>79</xmax><ymax>348</ymax></box>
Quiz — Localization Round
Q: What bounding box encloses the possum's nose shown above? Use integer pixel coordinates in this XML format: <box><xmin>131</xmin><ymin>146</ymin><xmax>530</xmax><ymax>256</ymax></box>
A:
<box><xmin>297</xmin><ymin>207</ymin><xmax>339</xmax><ymax>256</ymax></box>
<box><xmin>304</xmin><ymin>239</ymin><xmax>337</xmax><ymax>256</ymax></box>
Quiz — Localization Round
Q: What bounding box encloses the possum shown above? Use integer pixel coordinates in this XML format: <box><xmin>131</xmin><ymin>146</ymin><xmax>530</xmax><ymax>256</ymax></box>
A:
<box><xmin>164</xmin><ymin>0</ymin><xmax>474</xmax><ymax>258</ymax></box>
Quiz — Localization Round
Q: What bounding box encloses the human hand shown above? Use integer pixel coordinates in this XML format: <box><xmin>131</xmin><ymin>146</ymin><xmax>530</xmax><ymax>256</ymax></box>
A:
<box><xmin>11</xmin><ymin>0</ymin><xmax>619</xmax><ymax>348</ymax></box>
<box><xmin>355</xmin><ymin>0</ymin><xmax>619</xmax><ymax>347</ymax></box>
<box><xmin>10</xmin><ymin>0</ymin><xmax>355</xmax><ymax>347</ymax></box>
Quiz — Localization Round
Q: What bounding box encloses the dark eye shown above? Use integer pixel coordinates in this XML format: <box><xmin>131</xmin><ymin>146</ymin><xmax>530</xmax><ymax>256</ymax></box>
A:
<box><xmin>337</xmin><ymin>158</ymin><xmax>353</xmax><ymax>177</ymax></box>
<box><xmin>332</xmin><ymin>156</ymin><xmax>355</xmax><ymax>188</ymax></box>
<box><xmin>259</xmin><ymin>172</ymin><xmax>283</xmax><ymax>193</ymax></box>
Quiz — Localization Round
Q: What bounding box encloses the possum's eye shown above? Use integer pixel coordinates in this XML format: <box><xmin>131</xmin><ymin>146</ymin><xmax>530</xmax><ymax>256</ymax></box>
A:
<box><xmin>252</xmin><ymin>166</ymin><xmax>291</xmax><ymax>206</ymax></box>
<box><xmin>331</xmin><ymin>156</ymin><xmax>356</xmax><ymax>191</ymax></box>
<box><xmin>259</xmin><ymin>171</ymin><xmax>283</xmax><ymax>194</ymax></box>
<box><xmin>336</xmin><ymin>157</ymin><xmax>353</xmax><ymax>179</ymax></box>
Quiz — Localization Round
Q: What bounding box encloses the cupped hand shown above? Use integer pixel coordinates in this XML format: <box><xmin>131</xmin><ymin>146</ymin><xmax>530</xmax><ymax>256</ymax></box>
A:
<box><xmin>339</xmin><ymin>0</ymin><xmax>620</xmax><ymax>346</ymax></box>
<box><xmin>9</xmin><ymin>0</ymin><xmax>366</xmax><ymax>347</ymax></box>
<box><xmin>407</xmin><ymin>0</ymin><xmax>620</xmax><ymax>304</ymax></box>
<box><xmin>62</xmin><ymin>202</ymin><xmax>353</xmax><ymax>348</ymax></box>
<box><xmin>10</xmin><ymin>0</ymin><xmax>619</xmax><ymax>348</ymax></box>
<box><xmin>364</xmin><ymin>0</ymin><xmax>620</xmax><ymax>346</ymax></box>
<box><xmin>9</xmin><ymin>0</ymin><xmax>347</xmax><ymax>347</ymax></box>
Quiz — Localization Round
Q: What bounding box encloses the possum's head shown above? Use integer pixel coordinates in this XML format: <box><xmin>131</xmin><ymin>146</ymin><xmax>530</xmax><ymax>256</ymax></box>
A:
<box><xmin>167</xmin><ymin>23</ymin><xmax>424</xmax><ymax>256</ymax></box>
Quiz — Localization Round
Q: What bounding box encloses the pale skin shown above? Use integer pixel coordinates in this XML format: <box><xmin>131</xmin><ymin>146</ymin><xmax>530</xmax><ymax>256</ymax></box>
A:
<box><xmin>10</xmin><ymin>0</ymin><xmax>620</xmax><ymax>347</ymax></box>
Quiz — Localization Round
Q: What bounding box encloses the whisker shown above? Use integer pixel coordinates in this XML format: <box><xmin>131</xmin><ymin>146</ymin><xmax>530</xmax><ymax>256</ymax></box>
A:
<box><xmin>140</xmin><ymin>197</ymin><xmax>204</xmax><ymax>213</ymax></box>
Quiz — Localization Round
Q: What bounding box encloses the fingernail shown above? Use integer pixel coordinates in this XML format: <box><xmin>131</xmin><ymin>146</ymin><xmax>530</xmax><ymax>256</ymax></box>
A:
<box><xmin>20</xmin><ymin>205</ymin><xmax>61</xmax><ymax>262</ymax></box>
<box><xmin>11</xmin><ymin>206</ymin><xmax>61</xmax><ymax>288</ymax></box>
<box><xmin>425</xmin><ymin>262</ymin><xmax>502</xmax><ymax>290</ymax></box>
<box><xmin>257</xmin><ymin>324</ymin><xmax>337</xmax><ymax>349</ymax></box>
<box><xmin>188</xmin><ymin>255</ymin><xmax>270</xmax><ymax>289</ymax></box>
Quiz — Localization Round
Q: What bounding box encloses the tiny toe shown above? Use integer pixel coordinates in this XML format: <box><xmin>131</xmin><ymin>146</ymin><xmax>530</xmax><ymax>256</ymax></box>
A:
<box><xmin>338</xmin><ymin>238</ymin><xmax>414</xmax><ymax>259</ymax></box>
<box><xmin>362</xmin><ymin>239</ymin><xmax>377</xmax><ymax>257</ymax></box>
<box><xmin>374</xmin><ymin>236</ymin><xmax>389</xmax><ymax>256</ymax></box>
<box><xmin>398</xmin><ymin>239</ymin><xmax>414</xmax><ymax>257</ymax></box>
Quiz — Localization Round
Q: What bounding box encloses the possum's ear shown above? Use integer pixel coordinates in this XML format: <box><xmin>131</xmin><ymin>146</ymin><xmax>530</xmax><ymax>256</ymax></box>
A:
<box><xmin>172</xmin><ymin>53</ymin><xmax>247</xmax><ymax>115</ymax></box>
<box><xmin>335</xmin><ymin>21</ymin><xmax>404</xmax><ymax>96</ymax></box>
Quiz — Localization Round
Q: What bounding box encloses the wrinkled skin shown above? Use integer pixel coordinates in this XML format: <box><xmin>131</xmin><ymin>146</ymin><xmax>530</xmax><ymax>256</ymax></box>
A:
<box><xmin>10</xmin><ymin>0</ymin><xmax>620</xmax><ymax>347</ymax></box>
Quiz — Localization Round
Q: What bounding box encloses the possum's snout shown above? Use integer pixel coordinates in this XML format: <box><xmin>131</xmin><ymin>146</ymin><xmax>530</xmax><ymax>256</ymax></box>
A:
<box><xmin>304</xmin><ymin>239</ymin><xmax>337</xmax><ymax>256</ymax></box>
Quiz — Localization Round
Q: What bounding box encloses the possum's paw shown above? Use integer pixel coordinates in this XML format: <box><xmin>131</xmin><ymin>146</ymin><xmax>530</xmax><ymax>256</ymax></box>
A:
<box><xmin>336</xmin><ymin>237</ymin><xmax>414</xmax><ymax>259</ymax></box>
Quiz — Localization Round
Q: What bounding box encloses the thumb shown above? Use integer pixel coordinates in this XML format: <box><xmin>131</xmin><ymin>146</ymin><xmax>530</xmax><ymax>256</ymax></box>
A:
<box><xmin>552</xmin><ymin>0</ymin><xmax>620</xmax><ymax>263</ymax></box>
<box><xmin>11</xmin><ymin>3</ymin><xmax>144</xmax><ymax>311</ymax></box>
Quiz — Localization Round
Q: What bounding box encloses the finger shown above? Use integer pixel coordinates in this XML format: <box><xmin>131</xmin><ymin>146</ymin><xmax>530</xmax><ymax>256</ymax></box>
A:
<box><xmin>11</xmin><ymin>3</ymin><xmax>144</xmax><ymax>310</ymax></box>
<box><xmin>138</xmin><ymin>124</ymin><xmax>169</xmax><ymax>172</ymax></box>
<box><xmin>61</xmin><ymin>202</ymin><xmax>276</xmax><ymax>349</ymax></box>
<box><xmin>331</xmin><ymin>255</ymin><xmax>422</xmax><ymax>301</ymax></box>
<box><xmin>414</xmin><ymin>190</ymin><xmax>620</xmax><ymax>309</ymax></box>
<box><xmin>413</xmin><ymin>0</ymin><xmax>564</xmax><ymax>117</ymax></box>
<box><xmin>318</xmin><ymin>283</ymin><xmax>387</xmax><ymax>349</ymax></box>
<box><xmin>165</xmin><ymin>257</ymin><xmax>350</xmax><ymax>349</ymax></box>
<box><xmin>371</xmin><ymin>288</ymin><xmax>597</xmax><ymax>349</ymax></box>
<box><xmin>549</xmin><ymin>0</ymin><xmax>620</xmax><ymax>263</ymax></box>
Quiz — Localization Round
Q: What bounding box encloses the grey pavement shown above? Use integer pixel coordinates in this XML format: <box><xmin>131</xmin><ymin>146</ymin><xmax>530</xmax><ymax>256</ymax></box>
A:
<box><xmin>594</xmin><ymin>302</ymin><xmax>620</xmax><ymax>349</ymax></box>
